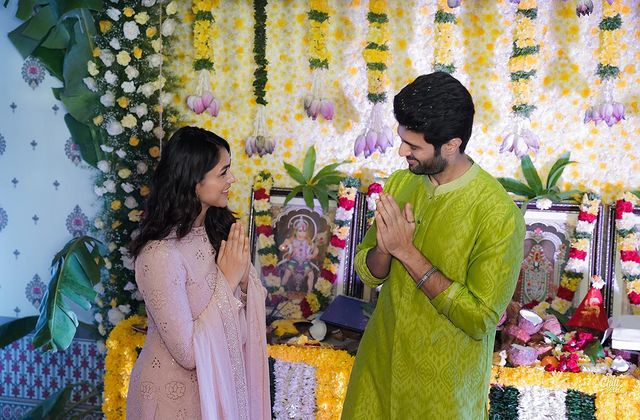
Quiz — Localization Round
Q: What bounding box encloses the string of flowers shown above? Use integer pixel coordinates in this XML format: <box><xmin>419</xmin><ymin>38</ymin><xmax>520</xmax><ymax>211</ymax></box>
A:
<box><xmin>88</xmin><ymin>1</ymin><xmax>178</xmax><ymax>345</ymax></box>
<box><xmin>245</xmin><ymin>0</ymin><xmax>275</xmax><ymax>157</ymax></box>
<box><xmin>252</xmin><ymin>171</ymin><xmax>281</xmax><ymax>300</ymax></box>
<box><xmin>433</xmin><ymin>0</ymin><xmax>459</xmax><ymax>74</ymax></box>
<box><xmin>268</xmin><ymin>344</ymin><xmax>354</xmax><ymax>420</ymax></box>
<box><xmin>354</xmin><ymin>0</ymin><xmax>392</xmax><ymax>157</ymax></box>
<box><xmin>550</xmin><ymin>193</ymin><xmax>601</xmax><ymax>314</ymax></box>
<box><xmin>614</xmin><ymin>192</ymin><xmax>640</xmax><ymax>315</ymax></box>
<box><xmin>272</xmin><ymin>360</ymin><xmax>317</xmax><ymax>419</ymax></box>
<box><xmin>502</xmin><ymin>0</ymin><xmax>540</xmax><ymax>158</ymax></box>
<box><xmin>102</xmin><ymin>315</ymin><xmax>147</xmax><ymax>419</ymax></box>
<box><xmin>304</xmin><ymin>0</ymin><xmax>333</xmax><ymax>121</ymax></box>
<box><xmin>365</xmin><ymin>182</ymin><xmax>383</xmax><ymax>228</ymax></box>
<box><xmin>584</xmin><ymin>0</ymin><xmax>625</xmax><ymax>127</ymax></box>
<box><xmin>187</xmin><ymin>0</ymin><xmax>221</xmax><ymax>117</ymax></box>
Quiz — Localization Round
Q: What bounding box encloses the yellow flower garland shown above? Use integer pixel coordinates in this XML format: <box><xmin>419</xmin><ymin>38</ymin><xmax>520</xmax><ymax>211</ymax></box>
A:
<box><xmin>598</xmin><ymin>1</ymin><xmax>622</xmax><ymax>77</ymax></box>
<box><xmin>102</xmin><ymin>315</ymin><xmax>147</xmax><ymax>419</ymax></box>
<box><xmin>309</xmin><ymin>0</ymin><xmax>330</xmax><ymax>69</ymax></box>
<box><xmin>508</xmin><ymin>0</ymin><xmax>539</xmax><ymax>119</ymax></box>
<box><xmin>364</xmin><ymin>0</ymin><xmax>389</xmax><ymax>103</ymax></box>
<box><xmin>433</xmin><ymin>0</ymin><xmax>458</xmax><ymax>74</ymax></box>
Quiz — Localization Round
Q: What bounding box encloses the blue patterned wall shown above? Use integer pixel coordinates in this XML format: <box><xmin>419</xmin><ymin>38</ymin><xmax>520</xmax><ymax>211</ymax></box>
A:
<box><xmin>0</xmin><ymin>4</ymin><xmax>99</xmax><ymax>319</ymax></box>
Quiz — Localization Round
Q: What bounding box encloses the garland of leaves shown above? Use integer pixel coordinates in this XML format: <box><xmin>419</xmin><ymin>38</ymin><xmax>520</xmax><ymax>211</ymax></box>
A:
<box><xmin>245</xmin><ymin>0</ymin><xmax>274</xmax><ymax>157</ymax></box>
<box><xmin>304</xmin><ymin>0</ymin><xmax>334</xmax><ymax>120</ymax></box>
<box><xmin>550</xmin><ymin>193</ymin><xmax>601</xmax><ymax>315</ymax></box>
<box><xmin>614</xmin><ymin>192</ymin><xmax>640</xmax><ymax>314</ymax></box>
<box><xmin>187</xmin><ymin>0</ymin><xmax>220</xmax><ymax>117</ymax></box>
<box><xmin>433</xmin><ymin>0</ymin><xmax>458</xmax><ymax>74</ymax></box>
<box><xmin>90</xmin><ymin>1</ymin><xmax>178</xmax><ymax>343</ymax></box>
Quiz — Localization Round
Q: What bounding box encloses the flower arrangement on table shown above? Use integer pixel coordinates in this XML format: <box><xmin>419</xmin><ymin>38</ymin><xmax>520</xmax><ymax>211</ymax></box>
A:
<box><xmin>614</xmin><ymin>192</ymin><xmax>640</xmax><ymax>314</ymax></box>
<box><xmin>245</xmin><ymin>0</ymin><xmax>275</xmax><ymax>157</ymax></box>
<box><xmin>186</xmin><ymin>0</ymin><xmax>221</xmax><ymax>117</ymax></box>
<box><xmin>304</xmin><ymin>0</ymin><xmax>334</xmax><ymax>121</ymax></box>
<box><xmin>584</xmin><ymin>0</ymin><xmax>625</xmax><ymax>127</ymax></box>
<box><xmin>353</xmin><ymin>0</ymin><xmax>393</xmax><ymax>158</ymax></box>
<box><xmin>88</xmin><ymin>1</ymin><xmax>178</xmax><ymax>344</ymax></box>
<box><xmin>433</xmin><ymin>0</ymin><xmax>460</xmax><ymax>74</ymax></box>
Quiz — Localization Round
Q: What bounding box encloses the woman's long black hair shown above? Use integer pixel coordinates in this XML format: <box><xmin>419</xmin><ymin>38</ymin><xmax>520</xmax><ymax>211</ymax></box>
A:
<box><xmin>129</xmin><ymin>126</ymin><xmax>236</xmax><ymax>257</ymax></box>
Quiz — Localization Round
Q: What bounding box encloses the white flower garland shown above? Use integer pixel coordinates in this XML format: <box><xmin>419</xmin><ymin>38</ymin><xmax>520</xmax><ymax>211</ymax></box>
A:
<box><xmin>272</xmin><ymin>360</ymin><xmax>317</xmax><ymax>419</ymax></box>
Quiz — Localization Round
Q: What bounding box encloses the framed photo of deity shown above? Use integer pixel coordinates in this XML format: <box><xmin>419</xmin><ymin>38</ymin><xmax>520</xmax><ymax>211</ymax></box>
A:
<box><xmin>248</xmin><ymin>186</ymin><xmax>363</xmax><ymax>320</ymax></box>
<box><xmin>513</xmin><ymin>200</ymin><xmax>606</xmax><ymax>312</ymax></box>
<box><xmin>604</xmin><ymin>200</ymin><xmax>640</xmax><ymax>318</ymax></box>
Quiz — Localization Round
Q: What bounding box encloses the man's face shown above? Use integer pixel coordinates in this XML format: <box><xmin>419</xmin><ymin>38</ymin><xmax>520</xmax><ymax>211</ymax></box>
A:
<box><xmin>397</xmin><ymin>125</ymin><xmax>448</xmax><ymax>176</ymax></box>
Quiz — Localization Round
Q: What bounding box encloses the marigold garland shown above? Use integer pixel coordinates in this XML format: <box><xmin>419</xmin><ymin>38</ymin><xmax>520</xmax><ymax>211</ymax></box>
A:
<box><xmin>433</xmin><ymin>0</ymin><xmax>458</xmax><ymax>74</ymax></box>
<box><xmin>614</xmin><ymin>192</ymin><xmax>640</xmax><ymax>314</ymax></box>
<box><xmin>268</xmin><ymin>344</ymin><xmax>354</xmax><ymax>420</ymax></box>
<box><xmin>508</xmin><ymin>0</ymin><xmax>539</xmax><ymax>119</ymax></box>
<box><xmin>304</xmin><ymin>0</ymin><xmax>334</xmax><ymax>120</ymax></box>
<box><xmin>102</xmin><ymin>315</ymin><xmax>147</xmax><ymax>419</ymax></box>
<box><xmin>551</xmin><ymin>193</ymin><xmax>601</xmax><ymax>315</ymax></box>
<box><xmin>364</xmin><ymin>0</ymin><xmax>389</xmax><ymax>104</ymax></box>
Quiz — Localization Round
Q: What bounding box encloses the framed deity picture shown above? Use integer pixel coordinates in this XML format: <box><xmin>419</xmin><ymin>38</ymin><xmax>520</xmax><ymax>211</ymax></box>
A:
<box><xmin>604</xmin><ymin>202</ymin><xmax>640</xmax><ymax>317</ymax></box>
<box><xmin>248</xmin><ymin>187</ymin><xmax>363</xmax><ymax>319</ymax></box>
<box><xmin>514</xmin><ymin>200</ymin><xmax>606</xmax><ymax>310</ymax></box>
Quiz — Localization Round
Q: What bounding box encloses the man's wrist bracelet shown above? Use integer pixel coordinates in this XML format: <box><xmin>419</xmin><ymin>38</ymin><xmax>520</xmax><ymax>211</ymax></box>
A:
<box><xmin>416</xmin><ymin>266</ymin><xmax>439</xmax><ymax>289</ymax></box>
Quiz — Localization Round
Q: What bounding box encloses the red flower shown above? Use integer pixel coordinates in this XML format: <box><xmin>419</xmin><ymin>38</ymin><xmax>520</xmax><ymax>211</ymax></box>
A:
<box><xmin>253</xmin><ymin>188</ymin><xmax>269</xmax><ymax>200</ymax></box>
<box><xmin>256</xmin><ymin>225</ymin><xmax>273</xmax><ymax>236</ymax></box>
<box><xmin>270</xmin><ymin>294</ymin><xmax>285</xmax><ymax>306</ymax></box>
<box><xmin>577</xmin><ymin>331</ymin><xmax>594</xmax><ymax>344</ymax></box>
<box><xmin>262</xmin><ymin>265</ymin><xmax>278</xmax><ymax>277</ymax></box>
<box><xmin>620</xmin><ymin>250</ymin><xmax>640</xmax><ymax>263</ymax></box>
<box><xmin>331</xmin><ymin>236</ymin><xmax>346</xmax><ymax>248</ymax></box>
<box><xmin>578</xmin><ymin>212</ymin><xmax>597</xmax><ymax>223</ymax></box>
<box><xmin>300</xmin><ymin>298</ymin><xmax>312</xmax><ymax>318</ymax></box>
<box><xmin>615</xmin><ymin>200</ymin><xmax>633</xmax><ymax>219</ymax></box>
<box><xmin>629</xmin><ymin>291</ymin><xmax>640</xmax><ymax>305</ymax></box>
<box><xmin>338</xmin><ymin>197</ymin><xmax>355</xmax><ymax>210</ymax></box>
<box><xmin>368</xmin><ymin>183</ymin><xmax>383</xmax><ymax>194</ymax></box>
<box><xmin>321</xmin><ymin>269</ymin><xmax>337</xmax><ymax>283</ymax></box>
<box><xmin>556</xmin><ymin>286</ymin><xmax>575</xmax><ymax>300</ymax></box>
<box><xmin>569</xmin><ymin>248</ymin><xmax>587</xmax><ymax>260</ymax></box>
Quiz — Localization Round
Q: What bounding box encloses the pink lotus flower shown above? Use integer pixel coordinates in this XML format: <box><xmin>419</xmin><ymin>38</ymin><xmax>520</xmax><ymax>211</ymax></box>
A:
<box><xmin>245</xmin><ymin>135</ymin><xmax>275</xmax><ymax>158</ymax></box>
<box><xmin>447</xmin><ymin>0</ymin><xmax>461</xmax><ymax>7</ymax></box>
<box><xmin>584</xmin><ymin>101</ymin><xmax>624</xmax><ymax>127</ymax></box>
<box><xmin>304</xmin><ymin>97</ymin><xmax>334</xmax><ymax>121</ymax></box>
<box><xmin>499</xmin><ymin>128</ymin><xmax>539</xmax><ymax>158</ymax></box>
<box><xmin>576</xmin><ymin>0</ymin><xmax>593</xmax><ymax>17</ymax></box>
<box><xmin>354</xmin><ymin>103</ymin><xmax>394</xmax><ymax>158</ymax></box>
<box><xmin>187</xmin><ymin>91</ymin><xmax>220</xmax><ymax>117</ymax></box>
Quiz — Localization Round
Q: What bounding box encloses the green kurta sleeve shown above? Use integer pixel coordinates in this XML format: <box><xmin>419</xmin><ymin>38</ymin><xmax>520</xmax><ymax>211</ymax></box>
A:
<box><xmin>431</xmin><ymin>203</ymin><xmax>525</xmax><ymax>340</ymax></box>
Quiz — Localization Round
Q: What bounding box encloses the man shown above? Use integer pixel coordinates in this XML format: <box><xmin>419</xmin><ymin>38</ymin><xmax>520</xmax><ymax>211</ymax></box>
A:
<box><xmin>342</xmin><ymin>72</ymin><xmax>525</xmax><ymax>419</ymax></box>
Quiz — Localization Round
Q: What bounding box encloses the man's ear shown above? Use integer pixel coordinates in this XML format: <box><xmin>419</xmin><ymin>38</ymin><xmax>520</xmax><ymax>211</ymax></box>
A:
<box><xmin>444</xmin><ymin>138</ymin><xmax>462</xmax><ymax>155</ymax></box>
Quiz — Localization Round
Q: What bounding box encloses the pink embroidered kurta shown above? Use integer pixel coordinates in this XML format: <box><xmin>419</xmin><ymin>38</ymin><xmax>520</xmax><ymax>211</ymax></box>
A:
<box><xmin>126</xmin><ymin>227</ymin><xmax>270</xmax><ymax>419</ymax></box>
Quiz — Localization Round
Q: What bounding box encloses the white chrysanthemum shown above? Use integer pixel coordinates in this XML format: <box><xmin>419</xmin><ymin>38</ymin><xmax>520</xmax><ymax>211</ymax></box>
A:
<box><xmin>106</xmin><ymin>120</ymin><xmax>124</xmax><ymax>136</ymax></box>
<box><xmin>83</xmin><ymin>77</ymin><xmax>97</xmax><ymax>91</ymax></box>
<box><xmin>94</xmin><ymin>186</ymin><xmax>106</xmax><ymax>196</ymax></box>
<box><xmin>121</xmin><ymin>114</ymin><xmax>137</xmax><ymax>128</ymax></box>
<box><xmin>108</xmin><ymin>242</ymin><xmax>117</xmax><ymax>252</ymax></box>
<box><xmin>133</xmin><ymin>103</ymin><xmax>148</xmax><ymax>117</ymax></box>
<box><xmin>104</xmin><ymin>70</ymin><xmax>117</xmax><ymax>85</ymax></box>
<box><xmin>115</xmin><ymin>149</ymin><xmax>127</xmax><ymax>159</ymax></box>
<box><xmin>121</xmin><ymin>182</ymin><xmax>134</xmax><ymax>193</ymax></box>
<box><xmin>134</xmin><ymin>11</ymin><xmax>149</xmax><ymax>25</ymax></box>
<box><xmin>142</xmin><ymin>0</ymin><xmax>156</xmax><ymax>6</ymax></box>
<box><xmin>121</xmin><ymin>81</ymin><xmax>136</xmax><ymax>93</ymax></box>
<box><xmin>125</xmin><ymin>65</ymin><xmax>139</xmax><ymax>80</ymax></box>
<box><xmin>94</xmin><ymin>218</ymin><xmax>104</xmax><ymax>229</ymax></box>
<box><xmin>118</xmin><ymin>304</ymin><xmax>131</xmax><ymax>315</ymax></box>
<box><xmin>97</xmin><ymin>160</ymin><xmax>110</xmax><ymax>173</ymax></box>
<box><xmin>161</xmin><ymin>19</ymin><xmax>176</xmax><ymax>37</ymax></box>
<box><xmin>100</xmin><ymin>91</ymin><xmax>115</xmax><ymax>107</ymax></box>
<box><xmin>100</xmin><ymin>49</ymin><xmax>115</xmax><ymax>67</ymax></box>
<box><xmin>87</xmin><ymin>61</ymin><xmax>98</xmax><ymax>76</ymax></box>
<box><xmin>138</xmin><ymin>82</ymin><xmax>155</xmax><ymax>97</ymax></box>
<box><xmin>148</xmin><ymin>53</ymin><xmax>162</xmax><ymax>68</ymax></box>
<box><xmin>122</xmin><ymin>21</ymin><xmax>140</xmax><ymax>40</ymax></box>
<box><xmin>106</xmin><ymin>7</ymin><xmax>121</xmax><ymax>21</ymax></box>
<box><xmin>621</xmin><ymin>261</ymin><xmax>640</xmax><ymax>276</ymax></box>
<box><xmin>535</xmin><ymin>198</ymin><xmax>552</xmax><ymax>210</ymax></box>
<box><xmin>137</xmin><ymin>161</ymin><xmax>148</xmax><ymax>174</ymax></box>
<box><xmin>576</xmin><ymin>220</ymin><xmax>595</xmax><ymax>234</ymax></box>
<box><xmin>165</xmin><ymin>1</ymin><xmax>177</xmax><ymax>15</ymax></box>
<box><xmin>132</xmin><ymin>290</ymin><xmax>144</xmax><ymax>301</ymax></box>
<box><xmin>116</xmin><ymin>50</ymin><xmax>131</xmax><ymax>66</ymax></box>
<box><xmin>151</xmin><ymin>38</ymin><xmax>162</xmax><ymax>53</ymax></box>
<box><xmin>142</xmin><ymin>120</ymin><xmax>154</xmax><ymax>132</ymax></box>
<box><xmin>100</xmin><ymin>144</ymin><xmax>114</xmax><ymax>152</ymax></box>
<box><xmin>107</xmin><ymin>307</ymin><xmax>125</xmax><ymax>325</ymax></box>
<box><xmin>109</xmin><ymin>38</ymin><xmax>121</xmax><ymax>50</ymax></box>
<box><xmin>124</xmin><ymin>196</ymin><xmax>138</xmax><ymax>209</ymax></box>
<box><xmin>103</xmin><ymin>179</ymin><xmax>116</xmax><ymax>193</ymax></box>
<box><xmin>153</xmin><ymin>126</ymin><xmax>165</xmax><ymax>140</ymax></box>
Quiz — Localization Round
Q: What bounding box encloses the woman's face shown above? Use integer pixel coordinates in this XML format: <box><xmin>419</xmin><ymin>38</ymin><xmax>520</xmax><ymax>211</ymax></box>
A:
<box><xmin>195</xmin><ymin>148</ymin><xmax>236</xmax><ymax>210</ymax></box>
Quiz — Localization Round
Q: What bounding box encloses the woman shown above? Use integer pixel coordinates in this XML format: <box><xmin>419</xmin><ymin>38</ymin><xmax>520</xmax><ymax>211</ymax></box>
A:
<box><xmin>127</xmin><ymin>126</ymin><xmax>270</xmax><ymax>419</ymax></box>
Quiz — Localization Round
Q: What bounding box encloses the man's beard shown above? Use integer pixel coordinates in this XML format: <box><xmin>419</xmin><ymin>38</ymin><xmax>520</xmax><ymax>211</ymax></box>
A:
<box><xmin>408</xmin><ymin>154</ymin><xmax>448</xmax><ymax>176</ymax></box>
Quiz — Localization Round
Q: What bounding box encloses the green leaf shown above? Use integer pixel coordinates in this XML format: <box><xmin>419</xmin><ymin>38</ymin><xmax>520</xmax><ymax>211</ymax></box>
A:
<box><xmin>631</xmin><ymin>191</ymin><xmax>640</xmax><ymax>201</ymax></box>
<box><xmin>557</xmin><ymin>190</ymin><xmax>582</xmax><ymax>201</ymax></box>
<box><xmin>283</xmin><ymin>162</ymin><xmax>306</xmax><ymax>185</ymax></box>
<box><xmin>302</xmin><ymin>186</ymin><xmax>315</xmax><ymax>209</ymax></box>
<box><xmin>7</xmin><ymin>20</ymin><xmax>41</xmax><ymax>58</ymax></box>
<box><xmin>520</xmin><ymin>199</ymin><xmax>531</xmax><ymax>214</ymax></box>
<box><xmin>543</xmin><ymin>331</ymin><xmax>564</xmax><ymax>345</ymax></box>
<box><xmin>23</xmin><ymin>383</ymin><xmax>73</xmax><ymax>420</ymax></box>
<box><xmin>546</xmin><ymin>152</ymin><xmax>573</xmax><ymax>190</ymax></box>
<box><xmin>41</xmin><ymin>23</ymin><xmax>70</xmax><ymax>48</ymax></box>
<box><xmin>54</xmin><ymin>0</ymin><xmax>105</xmax><ymax>17</ymax></box>
<box><xmin>16</xmin><ymin>0</ymin><xmax>40</xmax><ymax>21</ymax></box>
<box><xmin>314</xmin><ymin>175</ymin><xmax>344</xmax><ymax>187</ymax></box>
<box><xmin>32</xmin><ymin>236</ymin><xmax>104</xmax><ymax>351</ymax></box>
<box><xmin>22</xmin><ymin>4</ymin><xmax>58</xmax><ymax>40</ymax></box>
<box><xmin>0</xmin><ymin>316</ymin><xmax>38</xmax><ymax>349</ymax></box>
<box><xmin>584</xmin><ymin>340</ymin><xmax>605</xmax><ymax>365</ymax></box>
<box><xmin>302</xmin><ymin>146</ymin><xmax>316</xmax><ymax>182</ymax></box>
<box><xmin>520</xmin><ymin>155</ymin><xmax>543</xmax><ymax>194</ymax></box>
<box><xmin>32</xmin><ymin>45</ymin><xmax>65</xmax><ymax>80</ymax></box>
<box><xmin>311</xmin><ymin>161</ymin><xmax>345</xmax><ymax>183</ymax></box>
<box><xmin>497</xmin><ymin>177</ymin><xmax>536</xmax><ymax>198</ymax></box>
<box><xmin>64</xmin><ymin>113</ymin><xmax>104</xmax><ymax>167</ymax></box>
<box><xmin>312</xmin><ymin>185</ymin><xmax>330</xmax><ymax>212</ymax></box>
<box><xmin>62</xmin><ymin>19</ymin><xmax>93</xmax><ymax>94</ymax></box>
<box><xmin>283</xmin><ymin>185</ymin><xmax>303</xmax><ymax>205</ymax></box>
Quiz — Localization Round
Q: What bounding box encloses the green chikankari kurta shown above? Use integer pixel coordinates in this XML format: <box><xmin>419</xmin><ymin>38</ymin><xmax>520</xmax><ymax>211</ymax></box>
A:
<box><xmin>342</xmin><ymin>164</ymin><xmax>525</xmax><ymax>419</ymax></box>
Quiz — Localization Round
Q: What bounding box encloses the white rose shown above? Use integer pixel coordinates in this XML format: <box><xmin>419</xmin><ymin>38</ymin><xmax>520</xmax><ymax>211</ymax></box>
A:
<box><xmin>94</xmin><ymin>186</ymin><xmax>106</xmax><ymax>196</ymax></box>
<box><xmin>107</xmin><ymin>307</ymin><xmax>125</xmax><ymax>325</ymax></box>
<box><xmin>115</xmin><ymin>149</ymin><xmax>127</xmax><ymax>159</ymax></box>
<box><xmin>118</xmin><ymin>304</ymin><xmax>131</xmax><ymax>315</ymax></box>
<box><xmin>165</xmin><ymin>1</ymin><xmax>177</xmax><ymax>15</ymax></box>
<box><xmin>99</xmin><ymin>50</ymin><xmax>114</xmax><ymax>67</ymax></box>
<box><xmin>83</xmin><ymin>77</ymin><xmax>97</xmax><ymax>91</ymax></box>
<box><xmin>153</xmin><ymin>126</ymin><xmax>165</xmax><ymax>140</ymax></box>
<box><xmin>100</xmin><ymin>91</ymin><xmax>115</xmax><ymax>107</ymax></box>
<box><xmin>142</xmin><ymin>0</ymin><xmax>156</xmax><ymax>6</ymax></box>
<box><xmin>121</xmin><ymin>114</ymin><xmax>137</xmax><ymax>128</ymax></box>
<box><xmin>161</xmin><ymin>19</ymin><xmax>176</xmax><ymax>37</ymax></box>
<box><xmin>138</xmin><ymin>82</ymin><xmax>155</xmax><ymax>97</ymax></box>
<box><xmin>121</xmin><ymin>182</ymin><xmax>134</xmax><ymax>193</ymax></box>
<box><xmin>124</xmin><ymin>196</ymin><xmax>138</xmax><ymax>209</ymax></box>
<box><xmin>137</xmin><ymin>161</ymin><xmax>148</xmax><ymax>174</ymax></box>
<box><xmin>109</xmin><ymin>38</ymin><xmax>121</xmax><ymax>50</ymax></box>
<box><xmin>160</xmin><ymin>92</ymin><xmax>171</xmax><ymax>106</ymax></box>
<box><xmin>148</xmin><ymin>53</ymin><xmax>162</xmax><ymax>68</ymax></box>
<box><xmin>106</xmin><ymin>7</ymin><xmax>121</xmax><ymax>21</ymax></box>
<box><xmin>94</xmin><ymin>218</ymin><xmax>104</xmax><ymax>229</ymax></box>
<box><xmin>100</xmin><ymin>144</ymin><xmax>114</xmax><ymax>152</ymax></box>
<box><xmin>97</xmin><ymin>160</ymin><xmax>110</xmax><ymax>173</ymax></box>
<box><xmin>104</xmin><ymin>70</ymin><xmax>117</xmax><ymax>85</ymax></box>
<box><xmin>133</xmin><ymin>103</ymin><xmax>148</xmax><ymax>117</ymax></box>
<box><xmin>103</xmin><ymin>179</ymin><xmax>116</xmax><ymax>193</ymax></box>
<box><xmin>106</xmin><ymin>120</ymin><xmax>124</xmax><ymax>136</ymax></box>
<box><xmin>121</xmin><ymin>81</ymin><xmax>135</xmax><ymax>93</ymax></box>
<box><xmin>122</xmin><ymin>21</ymin><xmax>140</xmax><ymax>41</ymax></box>
<box><xmin>124</xmin><ymin>281</ymin><xmax>137</xmax><ymax>291</ymax></box>
<box><xmin>151</xmin><ymin>38</ymin><xmax>162</xmax><ymax>53</ymax></box>
<box><xmin>87</xmin><ymin>61</ymin><xmax>99</xmax><ymax>76</ymax></box>
<box><xmin>125</xmin><ymin>65</ymin><xmax>139</xmax><ymax>80</ymax></box>
<box><xmin>142</xmin><ymin>120</ymin><xmax>153</xmax><ymax>132</ymax></box>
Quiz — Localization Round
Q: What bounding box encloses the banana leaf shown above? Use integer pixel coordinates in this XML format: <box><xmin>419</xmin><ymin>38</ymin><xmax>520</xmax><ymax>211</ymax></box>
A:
<box><xmin>0</xmin><ymin>315</ymin><xmax>38</xmax><ymax>349</ymax></box>
<box><xmin>32</xmin><ymin>236</ymin><xmax>105</xmax><ymax>351</ymax></box>
<box><xmin>64</xmin><ymin>113</ymin><xmax>104</xmax><ymax>167</ymax></box>
<box><xmin>23</xmin><ymin>384</ymin><xmax>73</xmax><ymax>420</ymax></box>
<box><xmin>520</xmin><ymin>155</ymin><xmax>543</xmax><ymax>195</ymax></box>
<box><xmin>302</xmin><ymin>146</ymin><xmax>316</xmax><ymax>181</ymax></box>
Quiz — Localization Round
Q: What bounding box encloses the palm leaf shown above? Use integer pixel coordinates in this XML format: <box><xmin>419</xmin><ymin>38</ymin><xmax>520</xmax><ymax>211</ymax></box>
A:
<box><xmin>520</xmin><ymin>155</ymin><xmax>543</xmax><ymax>195</ymax></box>
<box><xmin>302</xmin><ymin>146</ymin><xmax>316</xmax><ymax>181</ymax></box>
<box><xmin>32</xmin><ymin>236</ymin><xmax>105</xmax><ymax>351</ymax></box>
<box><xmin>546</xmin><ymin>152</ymin><xmax>574</xmax><ymax>190</ymax></box>
<box><xmin>497</xmin><ymin>177</ymin><xmax>536</xmax><ymax>198</ymax></box>
<box><xmin>283</xmin><ymin>185</ymin><xmax>304</xmax><ymax>205</ymax></box>
<box><xmin>0</xmin><ymin>315</ymin><xmax>38</xmax><ymax>349</ymax></box>
<box><xmin>283</xmin><ymin>162</ymin><xmax>306</xmax><ymax>185</ymax></box>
